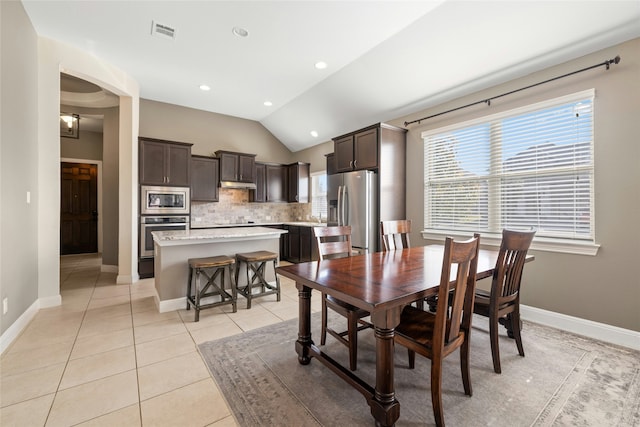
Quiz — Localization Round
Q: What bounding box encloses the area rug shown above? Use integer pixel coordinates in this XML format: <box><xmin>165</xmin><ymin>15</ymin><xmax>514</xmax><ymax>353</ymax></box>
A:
<box><xmin>198</xmin><ymin>313</ymin><xmax>640</xmax><ymax>426</ymax></box>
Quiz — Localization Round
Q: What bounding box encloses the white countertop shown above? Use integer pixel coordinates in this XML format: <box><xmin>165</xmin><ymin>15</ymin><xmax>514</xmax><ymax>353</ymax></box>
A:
<box><xmin>190</xmin><ymin>221</ymin><xmax>326</xmax><ymax>229</ymax></box>
<box><xmin>152</xmin><ymin>226</ymin><xmax>287</xmax><ymax>246</ymax></box>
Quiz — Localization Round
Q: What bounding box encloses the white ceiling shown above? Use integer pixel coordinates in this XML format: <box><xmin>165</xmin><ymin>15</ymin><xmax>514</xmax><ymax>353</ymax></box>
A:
<box><xmin>23</xmin><ymin>1</ymin><xmax>640</xmax><ymax>152</ymax></box>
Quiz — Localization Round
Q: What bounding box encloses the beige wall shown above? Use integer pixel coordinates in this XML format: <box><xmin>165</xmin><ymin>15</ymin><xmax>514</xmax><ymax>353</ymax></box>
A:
<box><xmin>1</xmin><ymin>0</ymin><xmax>39</xmax><ymax>334</ymax></box>
<box><xmin>391</xmin><ymin>38</ymin><xmax>640</xmax><ymax>332</ymax></box>
<box><xmin>60</xmin><ymin>129</ymin><xmax>103</xmax><ymax>160</ymax></box>
<box><xmin>139</xmin><ymin>99</ymin><xmax>294</xmax><ymax>164</ymax></box>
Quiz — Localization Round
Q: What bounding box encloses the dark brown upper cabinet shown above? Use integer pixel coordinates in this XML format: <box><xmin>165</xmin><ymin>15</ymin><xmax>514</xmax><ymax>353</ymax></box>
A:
<box><xmin>139</xmin><ymin>137</ymin><xmax>192</xmax><ymax>186</ymax></box>
<box><xmin>325</xmin><ymin>153</ymin><xmax>337</xmax><ymax>175</ymax></box>
<box><xmin>288</xmin><ymin>162</ymin><xmax>310</xmax><ymax>203</ymax></box>
<box><xmin>334</xmin><ymin>127</ymin><xmax>378</xmax><ymax>173</ymax></box>
<box><xmin>216</xmin><ymin>150</ymin><xmax>256</xmax><ymax>183</ymax></box>
<box><xmin>250</xmin><ymin>162</ymin><xmax>287</xmax><ymax>203</ymax></box>
<box><xmin>191</xmin><ymin>155</ymin><xmax>219</xmax><ymax>202</ymax></box>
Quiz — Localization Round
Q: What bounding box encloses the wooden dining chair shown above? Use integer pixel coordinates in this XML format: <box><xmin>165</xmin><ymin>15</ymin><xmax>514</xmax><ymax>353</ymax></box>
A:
<box><xmin>380</xmin><ymin>219</ymin><xmax>411</xmax><ymax>251</ymax></box>
<box><xmin>394</xmin><ymin>234</ymin><xmax>480</xmax><ymax>427</ymax></box>
<box><xmin>473</xmin><ymin>229</ymin><xmax>535</xmax><ymax>373</ymax></box>
<box><xmin>313</xmin><ymin>226</ymin><xmax>370</xmax><ymax>371</ymax></box>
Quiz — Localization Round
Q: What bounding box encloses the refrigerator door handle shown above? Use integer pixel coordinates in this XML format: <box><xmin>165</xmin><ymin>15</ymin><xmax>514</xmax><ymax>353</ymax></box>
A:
<box><xmin>343</xmin><ymin>185</ymin><xmax>349</xmax><ymax>226</ymax></box>
<box><xmin>337</xmin><ymin>185</ymin><xmax>343</xmax><ymax>226</ymax></box>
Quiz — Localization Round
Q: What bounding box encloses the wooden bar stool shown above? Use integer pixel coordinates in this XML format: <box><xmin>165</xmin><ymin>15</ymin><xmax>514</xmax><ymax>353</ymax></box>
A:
<box><xmin>235</xmin><ymin>251</ymin><xmax>280</xmax><ymax>309</ymax></box>
<box><xmin>186</xmin><ymin>255</ymin><xmax>236</xmax><ymax>321</ymax></box>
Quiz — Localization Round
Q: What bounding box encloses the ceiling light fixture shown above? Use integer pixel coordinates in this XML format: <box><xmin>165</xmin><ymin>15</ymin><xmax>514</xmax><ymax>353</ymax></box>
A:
<box><xmin>310</xmin><ymin>130</ymin><xmax>319</xmax><ymax>138</ymax></box>
<box><xmin>199</xmin><ymin>85</ymin><xmax>211</xmax><ymax>91</ymax></box>
<box><xmin>232</xmin><ymin>27</ymin><xmax>249</xmax><ymax>38</ymax></box>
<box><xmin>314</xmin><ymin>61</ymin><xmax>327</xmax><ymax>70</ymax></box>
<box><xmin>263</xmin><ymin>101</ymin><xmax>273</xmax><ymax>107</ymax></box>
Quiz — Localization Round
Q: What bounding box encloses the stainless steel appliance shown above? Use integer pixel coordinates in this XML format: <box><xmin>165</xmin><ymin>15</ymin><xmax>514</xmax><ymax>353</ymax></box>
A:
<box><xmin>140</xmin><ymin>185</ymin><xmax>190</xmax><ymax>215</ymax></box>
<box><xmin>327</xmin><ymin>170</ymin><xmax>377</xmax><ymax>253</ymax></box>
<box><xmin>140</xmin><ymin>216</ymin><xmax>189</xmax><ymax>258</ymax></box>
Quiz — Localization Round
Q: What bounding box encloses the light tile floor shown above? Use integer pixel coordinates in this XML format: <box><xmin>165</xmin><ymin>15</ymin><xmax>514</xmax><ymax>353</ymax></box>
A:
<box><xmin>1</xmin><ymin>254</ymin><xmax>319</xmax><ymax>426</ymax></box>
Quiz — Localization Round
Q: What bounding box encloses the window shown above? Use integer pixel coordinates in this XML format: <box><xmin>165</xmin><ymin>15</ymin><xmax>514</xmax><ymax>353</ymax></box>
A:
<box><xmin>423</xmin><ymin>90</ymin><xmax>597</xmax><ymax>254</ymax></box>
<box><xmin>311</xmin><ymin>172</ymin><xmax>327</xmax><ymax>220</ymax></box>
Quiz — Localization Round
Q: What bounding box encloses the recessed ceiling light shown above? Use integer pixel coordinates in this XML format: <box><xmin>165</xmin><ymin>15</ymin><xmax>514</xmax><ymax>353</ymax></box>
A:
<box><xmin>310</xmin><ymin>130</ymin><xmax>319</xmax><ymax>138</ymax></box>
<box><xmin>263</xmin><ymin>101</ymin><xmax>273</xmax><ymax>107</ymax></box>
<box><xmin>314</xmin><ymin>61</ymin><xmax>327</xmax><ymax>70</ymax></box>
<box><xmin>232</xmin><ymin>27</ymin><xmax>249</xmax><ymax>38</ymax></box>
<box><xmin>199</xmin><ymin>84</ymin><xmax>211</xmax><ymax>91</ymax></box>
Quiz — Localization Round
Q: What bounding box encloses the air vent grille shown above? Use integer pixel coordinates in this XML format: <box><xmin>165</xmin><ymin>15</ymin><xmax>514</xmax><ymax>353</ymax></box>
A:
<box><xmin>151</xmin><ymin>21</ymin><xmax>176</xmax><ymax>40</ymax></box>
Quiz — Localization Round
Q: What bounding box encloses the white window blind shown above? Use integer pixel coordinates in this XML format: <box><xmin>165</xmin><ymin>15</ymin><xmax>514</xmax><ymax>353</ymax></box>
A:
<box><xmin>423</xmin><ymin>90</ymin><xmax>595</xmax><ymax>242</ymax></box>
<box><xmin>311</xmin><ymin>172</ymin><xmax>327</xmax><ymax>219</ymax></box>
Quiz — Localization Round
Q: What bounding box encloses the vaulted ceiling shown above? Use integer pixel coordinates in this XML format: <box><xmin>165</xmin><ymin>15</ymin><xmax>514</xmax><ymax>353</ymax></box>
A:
<box><xmin>23</xmin><ymin>1</ymin><xmax>640</xmax><ymax>151</ymax></box>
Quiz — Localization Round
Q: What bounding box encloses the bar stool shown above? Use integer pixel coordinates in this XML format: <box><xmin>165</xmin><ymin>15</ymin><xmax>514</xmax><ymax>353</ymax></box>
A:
<box><xmin>186</xmin><ymin>255</ymin><xmax>236</xmax><ymax>321</ymax></box>
<box><xmin>235</xmin><ymin>251</ymin><xmax>281</xmax><ymax>309</ymax></box>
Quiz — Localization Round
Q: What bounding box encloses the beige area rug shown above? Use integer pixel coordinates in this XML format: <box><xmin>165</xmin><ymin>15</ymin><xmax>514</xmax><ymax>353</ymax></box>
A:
<box><xmin>199</xmin><ymin>313</ymin><xmax>640</xmax><ymax>426</ymax></box>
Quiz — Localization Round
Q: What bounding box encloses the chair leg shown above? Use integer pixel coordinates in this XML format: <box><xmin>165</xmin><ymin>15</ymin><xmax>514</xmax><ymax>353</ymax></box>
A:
<box><xmin>460</xmin><ymin>333</ymin><xmax>473</xmax><ymax>396</ymax></box>
<box><xmin>512</xmin><ymin>309</ymin><xmax>525</xmax><ymax>357</ymax></box>
<box><xmin>489</xmin><ymin>310</ymin><xmax>502</xmax><ymax>374</ymax></box>
<box><xmin>194</xmin><ymin>269</ymin><xmax>201</xmax><ymax>322</ymax></box>
<box><xmin>320</xmin><ymin>293</ymin><xmax>328</xmax><ymax>346</ymax></box>
<box><xmin>347</xmin><ymin>312</ymin><xmax>358</xmax><ymax>371</ymax></box>
<box><xmin>407</xmin><ymin>349</ymin><xmax>415</xmax><ymax>369</ymax></box>
<box><xmin>186</xmin><ymin>266</ymin><xmax>193</xmax><ymax>310</ymax></box>
<box><xmin>430</xmin><ymin>357</ymin><xmax>445</xmax><ymax>427</ymax></box>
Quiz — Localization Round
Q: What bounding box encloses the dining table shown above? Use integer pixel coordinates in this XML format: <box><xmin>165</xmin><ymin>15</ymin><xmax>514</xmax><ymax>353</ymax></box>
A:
<box><xmin>276</xmin><ymin>244</ymin><xmax>534</xmax><ymax>426</ymax></box>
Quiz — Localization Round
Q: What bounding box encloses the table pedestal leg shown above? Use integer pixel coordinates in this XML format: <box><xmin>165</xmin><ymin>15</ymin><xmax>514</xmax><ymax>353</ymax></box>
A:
<box><xmin>296</xmin><ymin>283</ymin><xmax>313</xmax><ymax>365</ymax></box>
<box><xmin>370</xmin><ymin>311</ymin><xmax>401</xmax><ymax>426</ymax></box>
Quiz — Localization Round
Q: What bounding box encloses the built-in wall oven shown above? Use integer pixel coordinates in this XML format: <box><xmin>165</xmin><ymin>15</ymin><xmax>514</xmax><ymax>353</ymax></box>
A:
<box><xmin>140</xmin><ymin>216</ymin><xmax>189</xmax><ymax>258</ymax></box>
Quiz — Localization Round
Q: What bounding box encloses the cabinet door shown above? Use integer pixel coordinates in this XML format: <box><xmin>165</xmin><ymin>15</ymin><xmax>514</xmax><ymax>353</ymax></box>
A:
<box><xmin>266</xmin><ymin>164</ymin><xmax>286</xmax><ymax>202</ymax></box>
<box><xmin>238</xmin><ymin>154</ymin><xmax>256</xmax><ymax>183</ymax></box>
<box><xmin>191</xmin><ymin>157</ymin><xmax>219</xmax><ymax>201</ymax></box>
<box><xmin>218</xmin><ymin>152</ymin><xmax>239</xmax><ymax>181</ymax></box>
<box><xmin>140</xmin><ymin>140</ymin><xmax>167</xmax><ymax>185</ymax></box>
<box><xmin>250</xmin><ymin>163</ymin><xmax>266</xmax><ymax>202</ymax></box>
<box><xmin>353</xmin><ymin>128</ymin><xmax>378</xmax><ymax>170</ymax></box>
<box><xmin>167</xmin><ymin>144</ymin><xmax>191</xmax><ymax>186</ymax></box>
<box><xmin>287</xmin><ymin>226</ymin><xmax>301</xmax><ymax>263</ymax></box>
<box><xmin>288</xmin><ymin>163</ymin><xmax>309</xmax><ymax>203</ymax></box>
<box><xmin>335</xmin><ymin>135</ymin><xmax>354</xmax><ymax>172</ymax></box>
<box><xmin>326</xmin><ymin>153</ymin><xmax>337</xmax><ymax>175</ymax></box>
<box><xmin>300</xmin><ymin>226</ymin><xmax>313</xmax><ymax>262</ymax></box>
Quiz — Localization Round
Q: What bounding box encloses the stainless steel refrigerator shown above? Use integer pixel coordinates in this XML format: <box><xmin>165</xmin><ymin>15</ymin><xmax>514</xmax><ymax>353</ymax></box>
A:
<box><xmin>327</xmin><ymin>170</ymin><xmax>378</xmax><ymax>253</ymax></box>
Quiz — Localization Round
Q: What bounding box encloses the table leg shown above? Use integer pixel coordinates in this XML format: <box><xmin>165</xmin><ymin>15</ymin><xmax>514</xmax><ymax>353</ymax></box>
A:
<box><xmin>295</xmin><ymin>283</ymin><xmax>313</xmax><ymax>365</ymax></box>
<box><xmin>370</xmin><ymin>310</ymin><xmax>401</xmax><ymax>427</ymax></box>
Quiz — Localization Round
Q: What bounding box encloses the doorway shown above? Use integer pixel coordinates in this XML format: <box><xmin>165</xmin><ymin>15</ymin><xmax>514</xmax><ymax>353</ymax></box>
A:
<box><xmin>60</xmin><ymin>162</ymin><xmax>98</xmax><ymax>254</ymax></box>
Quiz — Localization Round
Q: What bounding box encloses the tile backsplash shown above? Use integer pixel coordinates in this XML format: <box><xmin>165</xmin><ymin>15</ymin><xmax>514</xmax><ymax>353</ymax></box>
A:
<box><xmin>191</xmin><ymin>188</ymin><xmax>311</xmax><ymax>224</ymax></box>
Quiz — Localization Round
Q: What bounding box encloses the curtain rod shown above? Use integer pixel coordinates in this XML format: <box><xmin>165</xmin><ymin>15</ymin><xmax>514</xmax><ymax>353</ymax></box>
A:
<box><xmin>404</xmin><ymin>55</ymin><xmax>621</xmax><ymax>127</ymax></box>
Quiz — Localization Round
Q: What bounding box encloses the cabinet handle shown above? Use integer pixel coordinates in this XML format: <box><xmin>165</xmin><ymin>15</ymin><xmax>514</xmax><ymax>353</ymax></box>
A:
<box><xmin>354</xmin><ymin>160</ymin><xmax>357</xmax><ymax>168</ymax></box>
<box><xmin>349</xmin><ymin>160</ymin><xmax>353</xmax><ymax>168</ymax></box>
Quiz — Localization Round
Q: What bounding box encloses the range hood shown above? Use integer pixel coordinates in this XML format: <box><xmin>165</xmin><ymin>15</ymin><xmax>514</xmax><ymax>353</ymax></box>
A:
<box><xmin>220</xmin><ymin>180</ymin><xmax>256</xmax><ymax>190</ymax></box>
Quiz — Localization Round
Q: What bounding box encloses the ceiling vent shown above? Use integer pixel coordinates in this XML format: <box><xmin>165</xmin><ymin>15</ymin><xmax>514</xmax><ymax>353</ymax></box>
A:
<box><xmin>151</xmin><ymin>21</ymin><xmax>176</xmax><ymax>40</ymax></box>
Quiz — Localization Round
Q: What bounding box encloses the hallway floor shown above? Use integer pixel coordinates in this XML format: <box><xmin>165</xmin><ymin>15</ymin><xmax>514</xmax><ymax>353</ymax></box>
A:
<box><xmin>1</xmin><ymin>254</ymin><xmax>318</xmax><ymax>426</ymax></box>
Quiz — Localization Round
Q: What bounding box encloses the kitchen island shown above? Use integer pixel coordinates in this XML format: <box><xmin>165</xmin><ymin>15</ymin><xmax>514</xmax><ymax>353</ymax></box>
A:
<box><xmin>152</xmin><ymin>226</ymin><xmax>287</xmax><ymax>312</ymax></box>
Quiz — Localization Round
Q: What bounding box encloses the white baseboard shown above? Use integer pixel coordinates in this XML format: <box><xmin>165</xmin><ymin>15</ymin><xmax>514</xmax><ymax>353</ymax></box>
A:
<box><xmin>116</xmin><ymin>273</ymin><xmax>139</xmax><ymax>284</ymax></box>
<box><xmin>39</xmin><ymin>294</ymin><xmax>62</xmax><ymax>309</ymax></box>
<box><xmin>521</xmin><ymin>304</ymin><xmax>640</xmax><ymax>351</ymax></box>
<box><xmin>101</xmin><ymin>264</ymin><xmax>118</xmax><ymax>273</ymax></box>
<box><xmin>1</xmin><ymin>300</ymin><xmax>40</xmax><ymax>354</ymax></box>
<box><xmin>157</xmin><ymin>296</ymin><xmax>186</xmax><ymax>313</ymax></box>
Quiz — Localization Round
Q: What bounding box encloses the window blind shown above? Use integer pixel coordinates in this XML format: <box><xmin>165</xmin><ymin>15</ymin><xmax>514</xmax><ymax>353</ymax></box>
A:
<box><xmin>423</xmin><ymin>90</ymin><xmax>595</xmax><ymax>242</ymax></box>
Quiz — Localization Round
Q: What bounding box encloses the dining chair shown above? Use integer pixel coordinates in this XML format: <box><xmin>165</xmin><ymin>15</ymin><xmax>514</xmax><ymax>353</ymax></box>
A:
<box><xmin>380</xmin><ymin>219</ymin><xmax>426</xmax><ymax>310</ymax></box>
<box><xmin>394</xmin><ymin>234</ymin><xmax>480</xmax><ymax>427</ymax></box>
<box><xmin>473</xmin><ymin>229</ymin><xmax>536</xmax><ymax>373</ymax></box>
<box><xmin>313</xmin><ymin>225</ymin><xmax>370</xmax><ymax>371</ymax></box>
<box><xmin>380</xmin><ymin>219</ymin><xmax>411</xmax><ymax>251</ymax></box>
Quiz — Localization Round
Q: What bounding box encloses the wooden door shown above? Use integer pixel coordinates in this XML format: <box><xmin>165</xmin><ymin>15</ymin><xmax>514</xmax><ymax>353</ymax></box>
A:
<box><xmin>61</xmin><ymin>162</ymin><xmax>98</xmax><ymax>254</ymax></box>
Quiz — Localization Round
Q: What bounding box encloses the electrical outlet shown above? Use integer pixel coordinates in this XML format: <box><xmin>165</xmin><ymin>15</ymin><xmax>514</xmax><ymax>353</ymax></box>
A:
<box><xmin>2</xmin><ymin>298</ymin><xmax>7</xmax><ymax>315</ymax></box>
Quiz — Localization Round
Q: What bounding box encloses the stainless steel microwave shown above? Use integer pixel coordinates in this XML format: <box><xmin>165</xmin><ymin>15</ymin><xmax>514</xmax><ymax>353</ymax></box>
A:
<box><xmin>140</xmin><ymin>185</ymin><xmax>190</xmax><ymax>215</ymax></box>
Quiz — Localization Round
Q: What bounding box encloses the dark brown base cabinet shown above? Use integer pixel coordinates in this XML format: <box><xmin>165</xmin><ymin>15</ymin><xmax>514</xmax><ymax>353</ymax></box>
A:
<box><xmin>283</xmin><ymin>225</ymin><xmax>317</xmax><ymax>263</ymax></box>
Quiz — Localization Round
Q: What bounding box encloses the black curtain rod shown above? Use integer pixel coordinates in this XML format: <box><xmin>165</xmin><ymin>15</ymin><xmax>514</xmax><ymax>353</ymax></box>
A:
<box><xmin>404</xmin><ymin>55</ymin><xmax>621</xmax><ymax>127</ymax></box>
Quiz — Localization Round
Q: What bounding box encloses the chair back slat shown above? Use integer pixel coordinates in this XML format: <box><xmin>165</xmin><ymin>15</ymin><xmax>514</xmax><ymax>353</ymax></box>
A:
<box><xmin>313</xmin><ymin>226</ymin><xmax>352</xmax><ymax>260</ymax></box>
<box><xmin>380</xmin><ymin>220</ymin><xmax>411</xmax><ymax>251</ymax></box>
<box><xmin>434</xmin><ymin>234</ymin><xmax>480</xmax><ymax>347</ymax></box>
<box><xmin>492</xmin><ymin>229</ymin><xmax>536</xmax><ymax>301</ymax></box>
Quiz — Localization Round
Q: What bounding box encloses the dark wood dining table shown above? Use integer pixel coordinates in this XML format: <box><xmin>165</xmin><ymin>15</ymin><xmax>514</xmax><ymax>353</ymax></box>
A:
<box><xmin>276</xmin><ymin>244</ymin><xmax>533</xmax><ymax>426</ymax></box>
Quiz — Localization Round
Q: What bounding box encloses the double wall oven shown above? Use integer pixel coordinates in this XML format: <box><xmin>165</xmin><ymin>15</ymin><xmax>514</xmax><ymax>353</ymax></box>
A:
<box><xmin>139</xmin><ymin>186</ymin><xmax>190</xmax><ymax>278</ymax></box>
